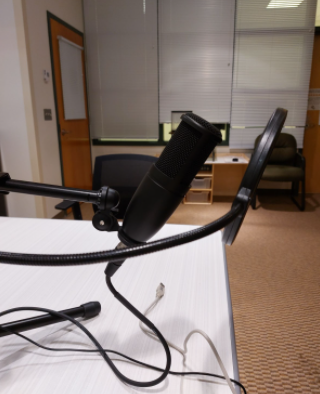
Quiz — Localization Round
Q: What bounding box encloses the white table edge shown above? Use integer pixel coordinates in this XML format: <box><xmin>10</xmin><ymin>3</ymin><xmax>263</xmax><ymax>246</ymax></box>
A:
<box><xmin>222</xmin><ymin>244</ymin><xmax>241</xmax><ymax>394</ymax></box>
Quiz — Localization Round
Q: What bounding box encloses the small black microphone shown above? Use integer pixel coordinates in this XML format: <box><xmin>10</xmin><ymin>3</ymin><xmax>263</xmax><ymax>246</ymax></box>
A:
<box><xmin>118</xmin><ymin>113</ymin><xmax>222</xmax><ymax>246</ymax></box>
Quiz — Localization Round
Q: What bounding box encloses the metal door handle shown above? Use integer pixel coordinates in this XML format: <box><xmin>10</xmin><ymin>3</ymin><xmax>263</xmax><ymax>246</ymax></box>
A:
<box><xmin>61</xmin><ymin>129</ymin><xmax>70</xmax><ymax>136</ymax></box>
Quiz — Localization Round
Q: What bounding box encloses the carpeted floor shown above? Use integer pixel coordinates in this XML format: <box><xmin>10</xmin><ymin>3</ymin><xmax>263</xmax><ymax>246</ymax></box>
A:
<box><xmin>62</xmin><ymin>193</ymin><xmax>320</xmax><ymax>393</ymax></box>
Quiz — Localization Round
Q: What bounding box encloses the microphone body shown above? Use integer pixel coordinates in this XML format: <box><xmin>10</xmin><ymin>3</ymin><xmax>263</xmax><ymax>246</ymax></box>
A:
<box><xmin>118</xmin><ymin>113</ymin><xmax>222</xmax><ymax>246</ymax></box>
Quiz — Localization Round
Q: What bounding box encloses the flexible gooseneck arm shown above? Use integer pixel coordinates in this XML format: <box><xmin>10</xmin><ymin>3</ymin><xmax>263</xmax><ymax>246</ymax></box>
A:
<box><xmin>0</xmin><ymin>201</ymin><xmax>244</xmax><ymax>267</ymax></box>
<box><xmin>0</xmin><ymin>171</ymin><xmax>248</xmax><ymax>270</ymax></box>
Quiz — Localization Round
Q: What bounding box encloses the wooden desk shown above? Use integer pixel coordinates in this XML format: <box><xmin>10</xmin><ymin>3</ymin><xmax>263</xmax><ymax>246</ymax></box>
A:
<box><xmin>0</xmin><ymin>217</ymin><xmax>239</xmax><ymax>393</ymax></box>
<box><xmin>184</xmin><ymin>153</ymin><xmax>249</xmax><ymax>204</ymax></box>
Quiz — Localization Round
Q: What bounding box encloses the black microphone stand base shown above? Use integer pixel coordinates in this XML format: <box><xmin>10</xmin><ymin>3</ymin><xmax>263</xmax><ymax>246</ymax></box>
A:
<box><xmin>0</xmin><ymin>301</ymin><xmax>101</xmax><ymax>338</ymax></box>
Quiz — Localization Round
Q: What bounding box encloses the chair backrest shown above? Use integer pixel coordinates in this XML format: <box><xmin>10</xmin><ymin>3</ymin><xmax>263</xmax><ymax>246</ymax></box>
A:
<box><xmin>93</xmin><ymin>154</ymin><xmax>158</xmax><ymax>218</ymax></box>
<box><xmin>255</xmin><ymin>133</ymin><xmax>297</xmax><ymax>164</ymax></box>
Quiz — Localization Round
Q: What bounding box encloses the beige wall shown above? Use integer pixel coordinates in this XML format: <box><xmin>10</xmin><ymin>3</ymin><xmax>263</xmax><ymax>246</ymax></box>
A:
<box><xmin>23</xmin><ymin>0</ymin><xmax>84</xmax><ymax>218</ymax></box>
<box><xmin>0</xmin><ymin>0</ymin><xmax>44</xmax><ymax>218</ymax></box>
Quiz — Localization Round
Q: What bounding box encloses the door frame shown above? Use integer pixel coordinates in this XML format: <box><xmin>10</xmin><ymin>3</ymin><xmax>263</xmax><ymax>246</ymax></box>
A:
<box><xmin>47</xmin><ymin>11</ymin><xmax>92</xmax><ymax>186</ymax></box>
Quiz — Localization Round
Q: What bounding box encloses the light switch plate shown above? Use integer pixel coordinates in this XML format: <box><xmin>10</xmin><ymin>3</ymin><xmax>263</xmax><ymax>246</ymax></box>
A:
<box><xmin>44</xmin><ymin>109</ymin><xmax>52</xmax><ymax>121</ymax></box>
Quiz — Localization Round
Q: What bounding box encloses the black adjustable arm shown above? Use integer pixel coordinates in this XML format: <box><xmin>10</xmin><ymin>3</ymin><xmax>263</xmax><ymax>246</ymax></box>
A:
<box><xmin>0</xmin><ymin>172</ymin><xmax>120</xmax><ymax>232</ymax></box>
<box><xmin>0</xmin><ymin>172</ymin><xmax>119</xmax><ymax>212</ymax></box>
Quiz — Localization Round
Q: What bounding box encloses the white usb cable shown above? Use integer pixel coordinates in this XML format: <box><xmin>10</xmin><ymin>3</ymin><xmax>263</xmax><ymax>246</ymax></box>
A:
<box><xmin>139</xmin><ymin>283</ymin><xmax>237</xmax><ymax>394</ymax></box>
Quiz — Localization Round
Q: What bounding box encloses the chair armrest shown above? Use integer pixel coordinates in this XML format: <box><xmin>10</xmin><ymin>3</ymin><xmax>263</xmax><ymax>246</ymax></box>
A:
<box><xmin>55</xmin><ymin>200</ymin><xmax>79</xmax><ymax>211</ymax></box>
<box><xmin>294</xmin><ymin>152</ymin><xmax>305</xmax><ymax>170</ymax></box>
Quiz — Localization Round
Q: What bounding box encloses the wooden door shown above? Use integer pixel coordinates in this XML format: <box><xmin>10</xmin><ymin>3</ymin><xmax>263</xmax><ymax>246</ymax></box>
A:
<box><xmin>49</xmin><ymin>14</ymin><xmax>92</xmax><ymax>190</ymax></box>
<box><xmin>304</xmin><ymin>33</ymin><xmax>320</xmax><ymax>193</ymax></box>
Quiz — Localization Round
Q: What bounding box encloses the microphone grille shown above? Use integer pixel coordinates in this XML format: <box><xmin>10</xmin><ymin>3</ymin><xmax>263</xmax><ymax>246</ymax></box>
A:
<box><xmin>155</xmin><ymin>123</ymin><xmax>201</xmax><ymax>179</ymax></box>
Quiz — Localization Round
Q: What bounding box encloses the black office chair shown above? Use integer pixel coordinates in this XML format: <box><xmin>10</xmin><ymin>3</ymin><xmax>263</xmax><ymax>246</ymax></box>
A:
<box><xmin>92</xmin><ymin>154</ymin><xmax>157</xmax><ymax>219</ymax></box>
<box><xmin>251</xmin><ymin>133</ymin><xmax>305</xmax><ymax>211</ymax></box>
<box><xmin>56</xmin><ymin>154</ymin><xmax>157</xmax><ymax>219</ymax></box>
<box><xmin>55</xmin><ymin>199</ymin><xmax>83</xmax><ymax>220</ymax></box>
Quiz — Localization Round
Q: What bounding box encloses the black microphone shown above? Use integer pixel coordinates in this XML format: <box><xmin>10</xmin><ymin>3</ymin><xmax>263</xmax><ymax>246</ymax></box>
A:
<box><xmin>118</xmin><ymin>113</ymin><xmax>222</xmax><ymax>246</ymax></box>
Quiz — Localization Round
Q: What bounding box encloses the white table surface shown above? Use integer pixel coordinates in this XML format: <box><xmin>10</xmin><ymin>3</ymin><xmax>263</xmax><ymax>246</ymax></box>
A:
<box><xmin>0</xmin><ymin>217</ymin><xmax>239</xmax><ymax>394</ymax></box>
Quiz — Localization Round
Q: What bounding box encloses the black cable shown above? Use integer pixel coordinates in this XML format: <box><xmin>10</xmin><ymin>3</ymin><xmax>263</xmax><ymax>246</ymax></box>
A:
<box><xmin>3</xmin><ymin>329</ymin><xmax>247</xmax><ymax>394</ymax></box>
<box><xmin>105</xmin><ymin>274</ymin><xmax>171</xmax><ymax>386</ymax></box>
<box><xmin>0</xmin><ymin>287</ymin><xmax>171</xmax><ymax>388</ymax></box>
<box><xmin>0</xmin><ymin>277</ymin><xmax>247</xmax><ymax>392</ymax></box>
<box><xmin>0</xmin><ymin>203</ymin><xmax>243</xmax><ymax>267</ymax></box>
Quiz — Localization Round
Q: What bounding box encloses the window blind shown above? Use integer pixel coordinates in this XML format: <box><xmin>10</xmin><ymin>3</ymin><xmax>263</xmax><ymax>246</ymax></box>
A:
<box><xmin>158</xmin><ymin>0</ymin><xmax>235</xmax><ymax>123</ymax></box>
<box><xmin>230</xmin><ymin>0</ymin><xmax>316</xmax><ymax>149</ymax></box>
<box><xmin>83</xmin><ymin>0</ymin><xmax>158</xmax><ymax>139</ymax></box>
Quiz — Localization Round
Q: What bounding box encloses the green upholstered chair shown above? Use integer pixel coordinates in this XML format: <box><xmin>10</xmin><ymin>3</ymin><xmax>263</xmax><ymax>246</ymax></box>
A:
<box><xmin>251</xmin><ymin>133</ymin><xmax>305</xmax><ymax>211</ymax></box>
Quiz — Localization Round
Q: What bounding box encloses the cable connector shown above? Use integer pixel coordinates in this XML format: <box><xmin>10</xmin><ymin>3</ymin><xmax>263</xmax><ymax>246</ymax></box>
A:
<box><xmin>156</xmin><ymin>283</ymin><xmax>165</xmax><ymax>298</ymax></box>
